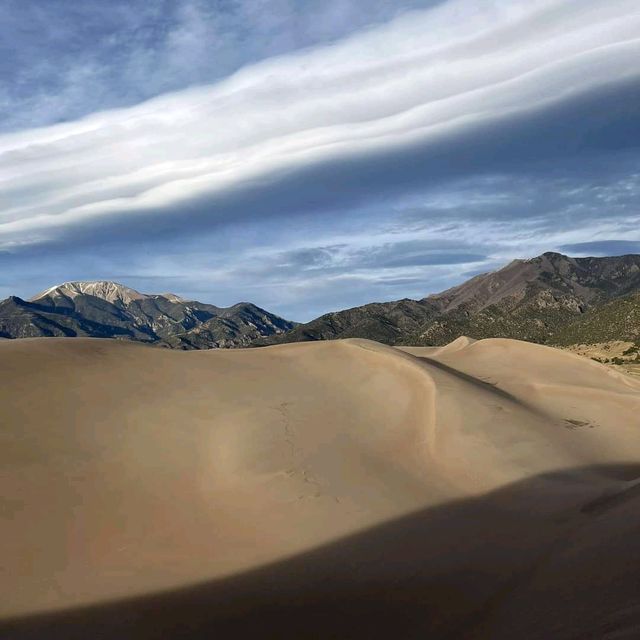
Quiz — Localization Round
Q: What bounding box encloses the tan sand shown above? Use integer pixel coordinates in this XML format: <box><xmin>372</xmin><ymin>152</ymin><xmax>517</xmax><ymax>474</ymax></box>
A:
<box><xmin>1</xmin><ymin>336</ymin><xmax>640</xmax><ymax>638</ymax></box>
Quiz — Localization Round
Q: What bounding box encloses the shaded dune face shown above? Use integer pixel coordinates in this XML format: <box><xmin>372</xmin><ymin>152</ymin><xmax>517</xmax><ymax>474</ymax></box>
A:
<box><xmin>1</xmin><ymin>337</ymin><xmax>640</xmax><ymax>639</ymax></box>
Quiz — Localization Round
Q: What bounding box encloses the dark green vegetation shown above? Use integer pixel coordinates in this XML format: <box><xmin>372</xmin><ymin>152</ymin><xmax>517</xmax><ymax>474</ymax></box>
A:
<box><xmin>0</xmin><ymin>282</ymin><xmax>295</xmax><ymax>348</ymax></box>
<box><xmin>256</xmin><ymin>252</ymin><xmax>640</xmax><ymax>349</ymax></box>
<box><xmin>552</xmin><ymin>293</ymin><xmax>640</xmax><ymax>347</ymax></box>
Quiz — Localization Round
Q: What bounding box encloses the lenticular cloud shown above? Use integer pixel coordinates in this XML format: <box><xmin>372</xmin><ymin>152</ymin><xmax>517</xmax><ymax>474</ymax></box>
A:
<box><xmin>1</xmin><ymin>0</ymin><xmax>639</xmax><ymax>247</ymax></box>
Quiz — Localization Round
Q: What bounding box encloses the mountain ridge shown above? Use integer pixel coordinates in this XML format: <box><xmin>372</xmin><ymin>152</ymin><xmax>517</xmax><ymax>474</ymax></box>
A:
<box><xmin>31</xmin><ymin>281</ymin><xmax>149</xmax><ymax>306</ymax></box>
<box><xmin>0</xmin><ymin>281</ymin><xmax>295</xmax><ymax>348</ymax></box>
<box><xmin>3</xmin><ymin>252</ymin><xmax>640</xmax><ymax>350</ymax></box>
<box><xmin>255</xmin><ymin>252</ymin><xmax>640</xmax><ymax>349</ymax></box>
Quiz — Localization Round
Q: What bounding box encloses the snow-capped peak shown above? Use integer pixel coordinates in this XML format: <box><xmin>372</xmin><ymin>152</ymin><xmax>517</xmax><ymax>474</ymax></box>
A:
<box><xmin>31</xmin><ymin>281</ymin><xmax>147</xmax><ymax>305</ymax></box>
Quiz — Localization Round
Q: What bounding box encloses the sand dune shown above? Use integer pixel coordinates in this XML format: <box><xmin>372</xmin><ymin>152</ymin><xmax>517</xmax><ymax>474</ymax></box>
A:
<box><xmin>2</xmin><ymin>336</ymin><xmax>640</xmax><ymax>638</ymax></box>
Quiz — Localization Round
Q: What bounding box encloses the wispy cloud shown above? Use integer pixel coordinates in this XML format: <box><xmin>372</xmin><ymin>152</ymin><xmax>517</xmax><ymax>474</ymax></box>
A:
<box><xmin>559</xmin><ymin>240</ymin><xmax>640</xmax><ymax>256</ymax></box>
<box><xmin>2</xmin><ymin>0</ymin><xmax>639</xmax><ymax>245</ymax></box>
<box><xmin>0</xmin><ymin>0</ymin><xmax>439</xmax><ymax>132</ymax></box>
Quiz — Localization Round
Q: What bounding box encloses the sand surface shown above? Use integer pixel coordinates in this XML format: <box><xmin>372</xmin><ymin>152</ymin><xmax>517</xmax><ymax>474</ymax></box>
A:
<box><xmin>2</xmin><ymin>336</ymin><xmax>640</xmax><ymax>638</ymax></box>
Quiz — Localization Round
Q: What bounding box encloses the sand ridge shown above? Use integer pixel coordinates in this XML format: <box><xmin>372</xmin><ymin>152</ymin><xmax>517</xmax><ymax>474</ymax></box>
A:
<box><xmin>1</xmin><ymin>336</ymin><xmax>640</xmax><ymax>638</ymax></box>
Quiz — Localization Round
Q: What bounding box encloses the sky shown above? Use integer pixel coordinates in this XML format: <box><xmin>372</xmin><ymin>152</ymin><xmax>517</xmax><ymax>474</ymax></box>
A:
<box><xmin>1</xmin><ymin>0</ymin><xmax>639</xmax><ymax>321</ymax></box>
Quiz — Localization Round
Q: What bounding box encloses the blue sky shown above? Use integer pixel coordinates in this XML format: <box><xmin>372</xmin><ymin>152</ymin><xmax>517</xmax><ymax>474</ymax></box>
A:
<box><xmin>1</xmin><ymin>0</ymin><xmax>639</xmax><ymax>320</ymax></box>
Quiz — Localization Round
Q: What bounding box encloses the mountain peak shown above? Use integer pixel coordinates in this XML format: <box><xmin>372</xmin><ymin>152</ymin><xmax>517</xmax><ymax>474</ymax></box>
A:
<box><xmin>31</xmin><ymin>281</ymin><xmax>147</xmax><ymax>305</ymax></box>
<box><xmin>4</xmin><ymin>280</ymin><xmax>295</xmax><ymax>347</ymax></box>
<box><xmin>158</xmin><ymin>293</ymin><xmax>190</xmax><ymax>304</ymax></box>
<box><xmin>539</xmin><ymin>251</ymin><xmax>569</xmax><ymax>260</ymax></box>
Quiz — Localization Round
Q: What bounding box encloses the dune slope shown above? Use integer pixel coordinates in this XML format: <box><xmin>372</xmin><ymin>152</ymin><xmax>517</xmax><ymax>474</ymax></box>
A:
<box><xmin>1</xmin><ymin>337</ymin><xmax>640</xmax><ymax>638</ymax></box>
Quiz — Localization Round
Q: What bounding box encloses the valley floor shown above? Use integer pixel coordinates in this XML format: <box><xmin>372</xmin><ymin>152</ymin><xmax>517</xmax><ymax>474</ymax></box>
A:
<box><xmin>561</xmin><ymin>341</ymin><xmax>640</xmax><ymax>379</ymax></box>
<box><xmin>2</xmin><ymin>336</ymin><xmax>640</xmax><ymax>639</ymax></box>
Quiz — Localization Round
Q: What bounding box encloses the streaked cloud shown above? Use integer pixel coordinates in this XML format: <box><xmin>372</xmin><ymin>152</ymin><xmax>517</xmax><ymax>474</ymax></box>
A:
<box><xmin>1</xmin><ymin>0</ymin><xmax>639</xmax><ymax>319</ymax></box>
<box><xmin>2</xmin><ymin>0</ymin><xmax>639</xmax><ymax>243</ymax></box>
<box><xmin>0</xmin><ymin>0</ymin><xmax>440</xmax><ymax>132</ymax></box>
<box><xmin>560</xmin><ymin>240</ymin><xmax>640</xmax><ymax>256</ymax></box>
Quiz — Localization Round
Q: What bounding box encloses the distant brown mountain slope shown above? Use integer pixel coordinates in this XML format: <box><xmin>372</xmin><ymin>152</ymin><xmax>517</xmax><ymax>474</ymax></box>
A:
<box><xmin>256</xmin><ymin>252</ymin><xmax>640</xmax><ymax>347</ymax></box>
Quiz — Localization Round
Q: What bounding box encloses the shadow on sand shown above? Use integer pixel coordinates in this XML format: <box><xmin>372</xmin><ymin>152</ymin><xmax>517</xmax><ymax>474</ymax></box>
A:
<box><xmin>4</xmin><ymin>464</ymin><xmax>640</xmax><ymax>640</ymax></box>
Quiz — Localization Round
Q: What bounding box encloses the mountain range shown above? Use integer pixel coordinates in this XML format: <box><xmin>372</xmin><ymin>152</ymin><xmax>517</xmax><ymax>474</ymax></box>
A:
<box><xmin>0</xmin><ymin>281</ymin><xmax>296</xmax><ymax>348</ymax></box>
<box><xmin>2</xmin><ymin>252</ymin><xmax>639</xmax><ymax>350</ymax></box>
<box><xmin>257</xmin><ymin>252</ymin><xmax>640</xmax><ymax>349</ymax></box>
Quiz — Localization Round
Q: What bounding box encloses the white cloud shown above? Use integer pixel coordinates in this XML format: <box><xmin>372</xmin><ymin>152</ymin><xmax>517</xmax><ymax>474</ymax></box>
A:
<box><xmin>1</xmin><ymin>0</ymin><xmax>639</xmax><ymax>249</ymax></box>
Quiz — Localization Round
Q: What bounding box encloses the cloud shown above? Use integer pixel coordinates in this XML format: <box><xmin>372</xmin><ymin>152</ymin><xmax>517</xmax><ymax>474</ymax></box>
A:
<box><xmin>559</xmin><ymin>240</ymin><xmax>640</xmax><ymax>256</ymax></box>
<box><xmin>247</xmin><ymin>240</ymin><xmax>487</xmax><ymax>278</ymax></box>
<box><xmin>0</xmin><ymin>0</ymin><xmax>440</xmax><ymax>132</ymax></box>
<box><xmin>2</xmin><ymin>0</ymin><xmax>639</xmax><ymax>250</ymax></box>
<box><xmin>346</xmin><ymin>241</ymin><xmax>487</xmax><ymax>269</ymax></box>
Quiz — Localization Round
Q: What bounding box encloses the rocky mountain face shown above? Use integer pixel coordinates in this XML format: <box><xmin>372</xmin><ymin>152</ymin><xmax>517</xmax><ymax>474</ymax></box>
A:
<box><xmin>159</xmin><ymin>303</ymin><xmax>296</xmax><ymax>349</ymax></box>
<box><xmin>0</xmin><ymin>281</ymin><xmax>295</xmax><ymax>349</ymax></box>
<box><xmin>255</xmin><ymin>252</ymin><xmax>640</xmax><ymax>348</ymax></box>
<box><xmin>257</xmin><ymin>299</ymin><xmax>441</xmax><ymax>347</ymax></box>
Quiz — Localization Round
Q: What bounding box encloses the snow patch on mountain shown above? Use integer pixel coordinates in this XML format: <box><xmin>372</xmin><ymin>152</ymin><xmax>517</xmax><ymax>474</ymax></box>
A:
<box><xmin>31</xmin><ymin>281</ymin><xmax>147</xmax><ymax>305</ymax></box>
